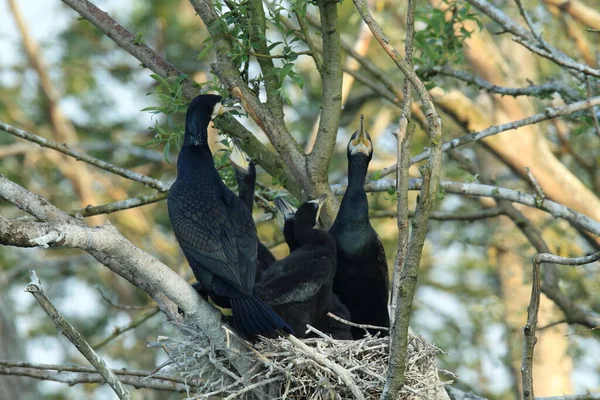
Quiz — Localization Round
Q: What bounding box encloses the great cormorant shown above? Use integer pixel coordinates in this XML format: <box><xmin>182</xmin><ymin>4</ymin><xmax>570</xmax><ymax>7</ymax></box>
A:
<box><xmin>255</xmin><ymin>195</ymin><xmax>338</xmax><ymax>337</ymax></box>
<box><xmin>168</xmin><ymin>94</ymin><xmax>292</xmax><ymax>337</ymax></box>
<box><xmin>260</xmin><ymin>196</ymin><xmax>352</xmax><ymax>339</ymax></box>
<box><xmin>330</xmin><ymin>116</ymin><xmax>390</xmax><ymax>338</ymax></box>
<box><xmin>229</xmin><ymin>143</ymin><xmax>276</xmax><ymax>280</ymax></box>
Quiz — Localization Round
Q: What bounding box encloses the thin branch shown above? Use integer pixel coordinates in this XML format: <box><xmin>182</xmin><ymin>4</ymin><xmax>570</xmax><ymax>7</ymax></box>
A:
<box><xmin>521</xmin><ymin>260</ymin><xmax>541</xmax><ymax>400</ymax></box>
<box><xmin>25</xmin><ymin>271</ymin><xmax>133</xmax><ymax>400</ymax></box>
<box><xmin>513</xmin><ymin>36</ymin><xmax>600</xmax><ymax>78</ymax></box>
<box><xmin>0</xmin><ymin>121</ymin><xmax>169</xmax><ymax>192</ymax></box>
<box><xmin>0</xmin><ymin>361</ymin><xmax>191</xmax><ymax>392</ymax></box>
<box><xmin>424</xmin><ymin>66</ymin><xmax>581</xmax><ymax>102</ymax></box>
<box><xmin>466</xmin><ymin>0</ymin><xmax>600</xmax><ymax>78</ymax></box>
<box><xmin>525</xmin><ymin>167</ymin><xmax>546</xmax><ymax>201</ymax></box>
<box><xmin>69</xmin><ymin>191</ymin><xmax>168</xmax><ymax>218</ymax></box>
<box><xmin>60</xmin><ymin>0</ymin><xmax>288</xmax><ymax>194</ymax></box>
<box><xmin>330</xmin><ymin>178</ymin><xmax>600</xmax><ymax>235</ymax></box>
<box><xmin>535</xmin><ymin>251</ymin><xmax>600</xmax><ymax>266</ymax></box>
<box><xmin>326</xmin><ymin>312</ymin><xmax>390</xmax><ymax>331</ymax></box>
<box><xmin>370</xmin><ymin>207</ymin><xmax>505</xmax><ymax>221</ymax></box>
<box><xmin>377</xmin><ymin>95</ymin><xmax>600</xmax><ymax>178</ymax></box>
<box><xmin>93</xmin><ymin>307</ymin><xmax>160</xmax><ymax>350</ymax></box>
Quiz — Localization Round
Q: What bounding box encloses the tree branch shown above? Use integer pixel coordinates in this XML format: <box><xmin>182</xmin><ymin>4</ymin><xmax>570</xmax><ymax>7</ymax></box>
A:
<box><xmin>424</xmin><ymin>66</ymin><xmax>581</xmax><ymax>102</ymax></box>
<box><xmin>330</xmin><ymin>178</ymin><xmax>600</xmax><ymax>235</ymax></box>
<box><xmin>0</xmin><ymin>361</ymin><xmax>191</xmax><ymax>393</ymax></box>
<box><xmin>60</xmin><ymin>0</ymin><xmax>288</xmax><ymax>195</ymax></box>
<box><xmin>0</xmin><ymin>121</ymin><xmax>169</xmax><ymax>192</ymax></box>
<box><xmin>521</xmin><ymin>260</ymin><xmax>541</xmax><ymax>400</ymax></box>
<box><xmin>25</xmin><ymin>271</ymin><xmax>133</xmax><ymax>400</ymax></box>
<box><xmin>307</xmin><ymin>0</ymin><xmax>343</xmax><ymax>183</ymax></box>
<box><xmin>92</xmin><ymin>307</ymin><xmax>160</xmax><ymax>350</ymax></box>
<box><xmin>377</xmin><ymin>95</ymin><xmax>600</xmax><ymax>178</ymax></box>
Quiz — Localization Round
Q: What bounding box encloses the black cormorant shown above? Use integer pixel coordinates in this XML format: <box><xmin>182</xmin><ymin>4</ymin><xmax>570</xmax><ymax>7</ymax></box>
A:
<box><xmin>329</xmin><ymin>116</ymin><xmax>390</xmax><ymax>338</ymax></box>
<box><xmin>260</xmin><ymin>196</ymin><xmax>352</xmax><ymax>339</ymax></box>
<box><xmin>229</xmin><ymin>143</ymin><xmax>276</xmax><ymax>280</ymax></box>
<box><xmin>168</xmin><ymin>94</ymin><xmax>292</xmax><ymax>337</ymax></box>
<box><xmin>255</xmin><ymin>195</ymin><xmax>337</xmax><ymax>337</ymax></box>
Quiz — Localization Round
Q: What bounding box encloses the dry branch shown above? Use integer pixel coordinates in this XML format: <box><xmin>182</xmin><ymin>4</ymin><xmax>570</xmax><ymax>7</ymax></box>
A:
<box><xmin>378</xmin><ymin>95</ymin><xmax>600</xmax><ymax>178</ymax></box>
<box><xmin>0</xmin><ymin>361</ymin><xmax>191</xmax><ymax>393</ymax></box>
<box><xmin>0</xmin><ymin>121</ymin><xmax>169</xmax><ymax>192</ymax></box>
<box><xmin>25</xmin><ymin>271</ymin><xmax>133</xmax><ymax>400</ymax></box>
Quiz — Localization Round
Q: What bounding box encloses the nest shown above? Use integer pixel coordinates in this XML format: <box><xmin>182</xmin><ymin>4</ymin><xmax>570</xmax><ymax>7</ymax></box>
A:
<box><xmin>154</xmin><ymin>324</ymin><xmax>452</xmax><ymax>400</ymax></box>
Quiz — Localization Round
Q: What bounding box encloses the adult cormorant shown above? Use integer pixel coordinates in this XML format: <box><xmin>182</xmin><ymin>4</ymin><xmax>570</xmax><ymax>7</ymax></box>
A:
<box><xmin>168</xmin><ymin>94</ymin><xmax>292</xmax><ymax>338</ymax></box>
<box><xmin>330</xmin><ymin>116</ymin><xmax>390</xmax><ymax>338</ymax></box>
<box><xmin>229</xmin><ymin>143</ymin><xmax>276</xmax><ymax>280</ymax></box>
<box><xmin>255</xmin><ymin>195</ymin><xmax>339</xmax><ymax>337</ymax></box>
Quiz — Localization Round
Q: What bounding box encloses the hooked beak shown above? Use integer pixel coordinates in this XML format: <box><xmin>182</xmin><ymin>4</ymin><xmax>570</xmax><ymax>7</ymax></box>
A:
<box><xmin>213</xmin><ymin>97</ymin><xmax>243</xmax><ymax>119</ymax></box>
<box><xmin>308</xmin><ymin>194</ymin><xmax>327</xmax><ymax>224</ymax></box>
<box><xmin>350</xmin><ymin>114</ymin><xmax>372</xmax><ymax>156</ymax></box>
<box><xmin>275</xmin><ymin>197</ymin><xmax>297</xmax><ymax>229</ymax></box>
<box><xmin>229</xmin><ymin>142</ymin><xmax>250</xmax><ymax>173</ymax></box>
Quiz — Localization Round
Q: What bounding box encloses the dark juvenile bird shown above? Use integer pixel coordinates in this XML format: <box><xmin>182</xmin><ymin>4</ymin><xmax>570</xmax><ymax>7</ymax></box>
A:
<box><xmin>329</xmin><ymin>116</ymin><xmax>390</xmax><ymax>338</ymax></box>
<box><xmin>274</xmin><ymin>197</ymin><xmax>298</xmax><ymax>252</ymax></box>
<box><xmin>168</xmin><ymin>94</ymin><xmax>292</xmax><ymax>338</ymax></box>
<box><xmin>255</xmin><ymin>195</ymin><xmax>339</xmax><ymax>337</ymax></box>
<box><xmin>229</xmin><ymin>143</ymin><xmax>276</xmax><ymax>280</ymax></box>
<box><xmin>259</xmin><ymin>197</ymin><xmax>352</xmax><ymax>339</ymax></box>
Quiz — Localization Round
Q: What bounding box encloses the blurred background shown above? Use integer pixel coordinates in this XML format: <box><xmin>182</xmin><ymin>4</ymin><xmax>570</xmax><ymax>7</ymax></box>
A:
<box><xmin>1</xmin><ymin>0</ymin><xmax>599</xmax><ymax>398</ymax></box>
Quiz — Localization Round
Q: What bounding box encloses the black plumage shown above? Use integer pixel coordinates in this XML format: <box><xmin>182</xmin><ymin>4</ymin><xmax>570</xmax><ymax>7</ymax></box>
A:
<box><xmin>261</xmin><ymin>196</ymin><xmax>352</xmax><ymax>339</ymax></box>
<box><xmin>167</xmin><ymin>94</ymin><xmax>292</xmax><ymax>338</ymax></box>
<box><xmin>229</xmin><ymin>143</ymin><xmax>276</xmax><ymax>280</ymax></box>
<box><xmin>330</xmin><ymin>116</ymin><xmax>390</xmax><ymax>338</ymax></box>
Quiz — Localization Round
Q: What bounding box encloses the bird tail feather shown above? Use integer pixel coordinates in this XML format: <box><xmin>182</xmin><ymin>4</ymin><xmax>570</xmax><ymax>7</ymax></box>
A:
<box><xmin>230</xmin><ymin>296</ymin><xmax>294</xmax><ymax>337</ymax></box>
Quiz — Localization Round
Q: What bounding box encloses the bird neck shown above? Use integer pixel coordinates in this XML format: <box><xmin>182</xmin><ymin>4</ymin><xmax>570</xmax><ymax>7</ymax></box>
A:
<box><xmin>295</xmin><ymin>225</ymin><xmax>335</xmax><ymax>249</ymax></box>
<box><xmin>235</xmin><ymin>170</ymin><xmax>256</xmax><ymax>211</ymax></box>
<box><xmin>346</xmin><ymin>155</ymin><xmax>369</xmax><ymax>191</ymax></box>
<box><xmin>176</xmin><ymin>146</ymin><xmax>215</xmax><ymax>178</ymax></box>
<box><xmin>183</xmin><ymin>107</ymin><xmax>211</xmax><ymax>148</ymax></box>
<box><xmin>336</xmin><ymin>155</ymin><xmax>370</xmax><ymax>224</ymax></box>
<box><xmin>283</xmin><ymin>220</ymin><xmax>299</xmax><ymax>252</ymax></box>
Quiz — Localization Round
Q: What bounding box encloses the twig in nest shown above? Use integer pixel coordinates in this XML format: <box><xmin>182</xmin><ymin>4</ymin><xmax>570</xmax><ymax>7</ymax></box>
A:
<box><xmin>328</xmin><ymin>312</ymin><xmax>390</xmax><ymax>331</ymax></box>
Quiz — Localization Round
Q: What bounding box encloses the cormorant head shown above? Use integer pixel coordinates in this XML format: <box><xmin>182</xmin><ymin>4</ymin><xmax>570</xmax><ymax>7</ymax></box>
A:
<box><xmin>229</xmin><ymin>142</ymin><xmax>254</xmax><ymax>177</ymax></box>
<box><xmin>274</xmin><ymin>197</ymin><xmax>297</xmax><ymax>229</ymax></box>
<box><xmin>295</xmin><ymin>194</ymin><xmax>327</xmax><ymax>231</ymax></box>
<box><xmin>184</xmin><ymin>94</ymin><xmax>242</xmax><ymax>146</ymax></box>
<box><xmin>347</xmin><ymin>114</ymin><xmax>373</xmax><ymax>161</ymax></box>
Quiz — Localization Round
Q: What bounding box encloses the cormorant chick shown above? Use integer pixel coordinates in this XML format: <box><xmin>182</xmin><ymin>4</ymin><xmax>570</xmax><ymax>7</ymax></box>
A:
<box><xmin>330</xmin><ymin>116</ymin><xmax>390</xmax><ymax>339</ymax></box>
<box><xmin>229</xmin><ymin>143</ymin><xmax>276</xmax><ymax>280</ymax></box>
<box><xmin>168</xmin><ymin>94</ymin><xmax>292</xmax><ymax>338</ymax></box>
<box><xmin>260</xmin><ymin>196</ymin><xmax>352</xmax><ymax>339</ymax></box>
<box><xmin>274</xmin><ymin>197</ymin><xmax>298</xmax><ymax>252</ymax></box>
<box><xmin>255</xmin><ymin>195</ymin><xmax>336</xmax><ymax>337</ymax></box>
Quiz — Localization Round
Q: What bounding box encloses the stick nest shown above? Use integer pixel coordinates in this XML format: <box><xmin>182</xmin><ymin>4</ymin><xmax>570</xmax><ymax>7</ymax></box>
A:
<box><xmin>155</xmin><ymin>325</ymin><xmax>451</xmax><ymax>399</ymax></box>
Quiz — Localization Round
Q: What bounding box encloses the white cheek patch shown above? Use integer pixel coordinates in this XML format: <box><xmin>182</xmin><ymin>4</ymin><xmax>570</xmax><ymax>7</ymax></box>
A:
<box><xmin>211</xmin><ymin>104</ymin><xmax>223</xmax><ymax>120</ymax></box>
<box><xmin>350</xmin><ymin>142</ymin><xmax>371</xmax><ymax>155</ymax></box>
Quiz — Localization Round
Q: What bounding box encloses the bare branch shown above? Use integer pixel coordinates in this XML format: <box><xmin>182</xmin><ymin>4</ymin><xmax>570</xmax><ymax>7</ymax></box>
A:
<box><xmin>330</xmin><ymin>178</ymin><xmax>600</xmax><ymax>235</ymax></box>
<box><xmin>0</xmin><ymin>361</ymin><xmax>191</xmax><ymax>392</ymax></box>
<box><xmin>307</xmin><ymin>0</ymin><xmax>343</xmax><ymax>178</ymax></box>
<box><xmin>535</xmin><ymin>251</ymin><xmax>600</xmax><ymax>266</ymax></box>
<box><xmin>424</xmin><ymin>67</ymin><xmax>581</xmax><ymax>102</ymax></box>
<box><xmin>25</xmin><ymin>271</ymin><xmax>133</xmax><ymax>400</ymax></box>
<box><xmin>370</xmin><ymin>207</ymin><xmax>505</xmax><ymax>221</ymax></box>
<box><xmin>377</xmin><ymin>95</ymin><xmax>600</xmax><ymax>178</ymax></box>
<box><xmin>521</xmin><ymin>261</ymin><xmax>541</xmax><ymax>400</ymax></box>
<box><xmin>93</xmin><ymin>307</ymin><xmax>160</xmax><ymax>350</ymax></box>
<box><xmin>70</xmin><ymin>192</ymin><xmax>168</xmax><ymax>218</ymax></box>
<box><xmin>0</xmin><ymin>121</ymin><xmax>169</xmax><ymax>192</ymax></box>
